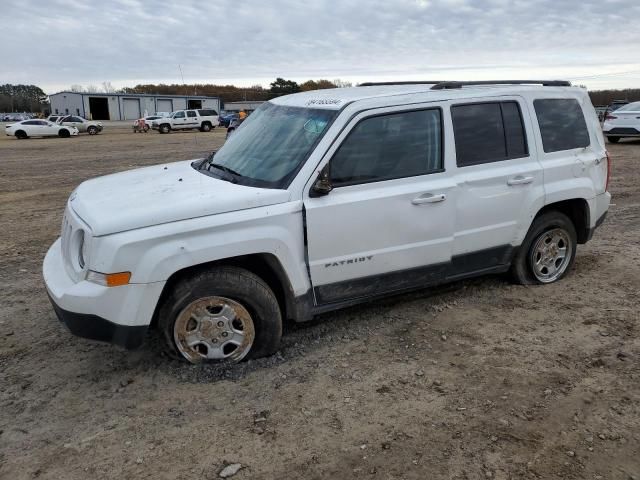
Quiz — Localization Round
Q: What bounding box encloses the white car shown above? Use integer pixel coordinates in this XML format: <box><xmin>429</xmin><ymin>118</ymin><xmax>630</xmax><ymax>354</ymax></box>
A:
<box><xmin>57</xmin><ymin>115</ymin><xmax>103</xmax><ymax>135</ymax></box>
<box><xmin>136</xmin><ymin>115</ymin><xmax>166</xmax><ymax>131</ymax></box>
<box><xmin>5</xmin><ymin>119</ymin><xmax>78</xmax><ymax>139</ymax></box>
<box><xmin>151</xmin><ymin>109</ymin><xmax>219</xmax><ymax>133</ymax></box>
<box><xmin>43</xmin><ymin>80</ymin><xmax>610</xmax><ymax>363</ymax></box>
<box><xmin>602</xmin><ymin>101</ymin><xmax>640</xmax><ymax>143</ymax></box>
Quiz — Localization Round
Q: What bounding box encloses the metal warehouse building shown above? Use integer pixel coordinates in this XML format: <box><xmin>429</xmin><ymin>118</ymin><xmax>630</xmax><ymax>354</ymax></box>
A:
<box><xmin>49</xmin><ymin>92</ymin><xmax>221</xmax><ymax>121</ymax></box>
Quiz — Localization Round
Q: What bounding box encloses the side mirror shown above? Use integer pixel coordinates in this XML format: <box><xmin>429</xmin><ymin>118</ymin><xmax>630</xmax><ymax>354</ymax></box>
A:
<box><xmin>310</xmin><ymin>165</ymin><xmax>333</xmax><ymax>197</ymax></box>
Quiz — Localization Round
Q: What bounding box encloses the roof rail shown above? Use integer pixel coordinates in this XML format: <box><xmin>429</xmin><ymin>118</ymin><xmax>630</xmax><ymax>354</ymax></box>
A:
<box><xmin>359</xmin><ymin>81</ymin><xmax>446</xmax><ymax>86</ymax></box>
<box><xmin>430</xmin><ymin>80</ymin><xmax>571</xmax><ymax>90</ymax></box>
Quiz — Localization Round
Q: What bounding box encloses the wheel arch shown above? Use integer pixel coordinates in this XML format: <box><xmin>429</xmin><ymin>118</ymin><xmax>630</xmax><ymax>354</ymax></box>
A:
<box><xmin>150</xmin><ymin>253</ymin><xmax>297</xmax><ymax>329</ymax></box>
<box><xmin>535</xmin><ymin>198</ymin><xmax>590</xmax><ymax>244</ymax></box>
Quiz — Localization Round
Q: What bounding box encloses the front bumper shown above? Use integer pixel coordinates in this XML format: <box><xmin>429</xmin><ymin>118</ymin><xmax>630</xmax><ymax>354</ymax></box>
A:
<box><xmin>43</xmin><ymin>238</ymin><xmax>165</xmax><ymax>349</ymax></box>
<box><xmin>48</xmin><ymin>293</ymin><xmax>147</xmax><ymax>349</ymax></box>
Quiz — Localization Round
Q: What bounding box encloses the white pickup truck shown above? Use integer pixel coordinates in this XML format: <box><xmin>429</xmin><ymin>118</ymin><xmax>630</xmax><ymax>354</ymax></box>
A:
<box><xmin>44</xmin><ymin>81</ymin><xmax>610</xmax><ymax>364</ymax></box>
<box><xmin>151</xmin><ymin>109</ymin><xmax>219</xmax><ymax>133</ymax></box>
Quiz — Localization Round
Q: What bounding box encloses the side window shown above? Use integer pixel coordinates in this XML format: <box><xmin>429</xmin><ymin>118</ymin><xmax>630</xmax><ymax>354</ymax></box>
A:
<box><xmin>174</xmin><ymin>111</ymin><xmax>185</xmax><ymax>118</ymax></box>
<box><xmin>451</xmin><ymin>101</ymin><xmax>528</xmax><ymax>167</ymax></box>
<box><xmin>187</xmin><ymin>110</ymin><xmax>197</xmax><ymax>118</ymax></box>
<box><xmin>23</xmin><ymin>120</ymin><xmax>38</xmax><ymax>125</ymax></box>
<box><xmin>534</xmin><ymin>98</ymin><xmax>590</xmax><ymax>152</ymax></box>
<box><xmin>71</xmin><ymin>116</ymin><xmax>83</xmax><ymax>122</ymax></box>
<box><xmin>331</xmin><ymin>109</ymin><xmax>443</xmax><ymax>187</ymax></box>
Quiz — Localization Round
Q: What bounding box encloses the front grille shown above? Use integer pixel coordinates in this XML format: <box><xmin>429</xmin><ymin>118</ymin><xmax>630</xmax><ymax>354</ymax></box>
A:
<box><xmin>606</xmin><ymin>128</ymin><xmax>640</xmax><ymax>135</ymax></box>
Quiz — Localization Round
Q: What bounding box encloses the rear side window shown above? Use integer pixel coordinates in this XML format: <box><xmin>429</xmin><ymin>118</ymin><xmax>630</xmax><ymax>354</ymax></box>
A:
<box><xmin>199</xmin><ymin>109</ymin><xmax>218</xmax><ymax>116</ymax></box>
<box><xmin>187</xmin><ymin>111</ymin><xmax>197</xmax><ymax>118</ymax></box>
<box><xmin>534</xmin><ymin>99</ymin><xmax>590</xmax><ymax>152</ymax></box>
<box><xmin>331</xmin><ymin>108</ymin><xmax>443</xmax><ymax>187</ymax></box>
<box><xmin>451</xmin><ymin>101</ymin><xmax>528</xmax><ymax>167</ymax></box>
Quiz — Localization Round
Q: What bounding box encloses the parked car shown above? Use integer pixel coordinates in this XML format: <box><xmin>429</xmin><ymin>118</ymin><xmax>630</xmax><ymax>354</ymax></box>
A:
<box><xmin>225</xmin><ymin>116</ymin><xmax>245</xmax><ymax>139</ymax></box>
<box><xmin>47</xmin><ymin>115</ymin><xmax>65</xmax><ymax>123</ymax></box>
<box><xmin>6</xmin><ymin>119</ymin><xmax>78</xmax><ymax>138</ymax></box>
<box><xmin>218</xmin><ymin>112</ymin><xmax>239</xmax><ymax>128</ymax></box>
<box><xmin>43</xmin><ymin>80</ymin><xmax>610</xmax><ymax>364</ymax></box>
<box><xmin>602</xmin><ymin>100</ymin><xmax>640</xmax><ymax>143</ymax></box>
<box><xmin>133</xmin><ymin>115</ymin><xmax>166</xmax><ymax>132</ymax></box>
<box><xmin>57</xmin><ymin>115</ymin><xmax>103</xmax><ymax>135</ymax></box>
<box><xmin>151</xmin><ymin>109</ymin><xmax>219</xmax><ymax>133</ymax></box>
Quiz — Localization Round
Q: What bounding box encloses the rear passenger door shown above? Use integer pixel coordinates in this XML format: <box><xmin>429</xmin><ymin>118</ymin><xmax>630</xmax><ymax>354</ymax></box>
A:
<box><xmin>449</xmin><ymin>98</ymin><xmax>545</xmax><ymax>263</ymax></box>
<box><xmin>186</xmin><ymin>110</ymin><xmax>199</xmax><ymax>128</ymax></box>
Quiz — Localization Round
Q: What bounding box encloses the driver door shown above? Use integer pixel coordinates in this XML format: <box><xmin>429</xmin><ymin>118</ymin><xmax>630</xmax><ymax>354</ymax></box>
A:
<box><xmin>172</xmin><ymin>111</ymin><xmax>186</xmax><ymax>129</ymax></box>
<box><xmin>304</xmin><ymin>106</ymin><xmax>456</xmax><ymax>305</ymax></box>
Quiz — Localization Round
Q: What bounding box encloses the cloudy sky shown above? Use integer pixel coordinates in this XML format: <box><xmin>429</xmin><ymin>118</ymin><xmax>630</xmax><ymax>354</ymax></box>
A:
<box><xmin>2</xmin><ymin>0</ymin><xmax>639</xmax><ymax>93</ymax></box>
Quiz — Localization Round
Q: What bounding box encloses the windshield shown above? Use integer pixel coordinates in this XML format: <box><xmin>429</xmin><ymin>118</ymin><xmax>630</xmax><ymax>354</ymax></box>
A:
<box><xmin>616</xmin><ymin>101</ymin><xmax>640</xmax><ymax>111</ymax></box>
<box><xmin>201</xmin><ymin>102</ymin><xmax>338</xmax><ymax>188</ymax></box>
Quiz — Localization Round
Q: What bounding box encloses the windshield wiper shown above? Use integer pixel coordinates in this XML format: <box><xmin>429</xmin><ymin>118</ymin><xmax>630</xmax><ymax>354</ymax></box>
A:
<box><xmin>208</xmin><ymin>162</ymin><xmax>243</xmax><ymax>178</ymax></box>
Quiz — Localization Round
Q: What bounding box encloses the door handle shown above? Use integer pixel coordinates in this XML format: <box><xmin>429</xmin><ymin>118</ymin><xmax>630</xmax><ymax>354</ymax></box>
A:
<box><xmin>507</xmin><ymin>175</ymin><xmax>534</xmax><ymax>186</ymax></box>
<box><xmin>412</xmin><ymin>193</ymin><xmax>446</xmax><ymax>205</ymax></box>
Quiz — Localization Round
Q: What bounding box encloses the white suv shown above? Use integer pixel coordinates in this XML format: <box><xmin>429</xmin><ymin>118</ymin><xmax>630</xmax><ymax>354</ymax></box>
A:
<box><xmin>151</xmin><ymin>109</ymin><xmax>219</xmax><ymax>133</ymax></box>
<box><xmin>43</xmin><ymin>81</ymin><xmax>611</xmax><ymax>363</ymax></box>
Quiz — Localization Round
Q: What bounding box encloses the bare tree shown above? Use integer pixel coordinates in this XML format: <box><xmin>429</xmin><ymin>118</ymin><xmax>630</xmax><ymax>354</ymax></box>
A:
<box><xmin>86</xmin><ymin>84</ymin><xmax>99</xmax><ymax>93</ymax></box>
<box><xmin>70</xmin><ymin>84</ymin><xmax>85</xmax><ymax>93</ymax></box>
<box><xmin>102</xmin><ymin>81</ymin><xmax>115</xmax><ymax>93</ymax></box>
<box><xmin>333</xmin><ymin>79</ymin><xmax>353</xmax><ymax>88</ymax></box>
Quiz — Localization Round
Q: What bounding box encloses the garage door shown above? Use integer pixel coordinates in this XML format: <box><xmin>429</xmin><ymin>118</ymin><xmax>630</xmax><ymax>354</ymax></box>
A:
<box><xmin>122</xmin><ymin>98</ymin><xmax>141</xmax><ymax>120</ymax></box>
<box><xmin>156</xmin><ymin>99</ymin><xmax>173</xmax><ymax>114</ymax></box>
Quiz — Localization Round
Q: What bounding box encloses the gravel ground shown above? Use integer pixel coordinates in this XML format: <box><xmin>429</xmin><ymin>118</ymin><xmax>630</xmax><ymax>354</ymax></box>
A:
<box><xmin>0</xmin><ymin>123</ymin><xmax>638</xmax><ymax>480</ymax></box>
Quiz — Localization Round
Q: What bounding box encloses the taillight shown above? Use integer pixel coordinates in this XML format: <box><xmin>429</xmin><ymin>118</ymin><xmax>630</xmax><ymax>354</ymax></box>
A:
<box><xmin>605</xmin><ymin>114</ymin><xmax>617</xmax><ymax>120</ymax></box>
<box><xmin>605</xmin><ymin>150</ymin><xmax>612</xmax><ymax>191</ymax></box>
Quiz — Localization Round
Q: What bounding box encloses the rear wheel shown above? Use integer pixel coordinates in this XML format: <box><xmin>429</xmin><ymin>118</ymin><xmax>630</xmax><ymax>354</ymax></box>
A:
<box><xmin>511</xmin><ymin>211</ymin><xmax>577</xmax><ymax>285</ymax></box>
<box><xmin>87</xmin><ymin>126</ymin><xmax>98</xmax><ymax>135</ymax></box>
<box><xmin>158</xmin><ymin>267</ymin><xmax>282</xmax><ymax>364</ymax></box>
<box><xmin>607</xmin><ymin>136</ymin><xmax>620</xmax><ymax>143</ymax></box>
<box><xmin>58</xmin><ymin>129</ymin><xmax>70</xmax><ymax>138</ymax></box>
<box><xmin>200</xmin><ymin>122</ymin><xmax>211</xmax><ymax>132</ymax></box>
<box><xmin>15</xmin><ymin>130</ymin><xmax>27</xmax><ymax>139</ymax></box>
<box><xmin>159</xmin><ymin>124</ymin><xmax>171</xmax><ymax>134</ymax></box>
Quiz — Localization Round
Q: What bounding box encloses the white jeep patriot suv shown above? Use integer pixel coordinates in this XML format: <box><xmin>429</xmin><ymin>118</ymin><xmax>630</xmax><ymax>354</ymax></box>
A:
<box><xmin>151</xmin><ymin>109</ymin><xmax>219</xmax><ymax>133</ymax></box>
<box><xmin>44</xmin><ymin>80</ymin><xmax>611</xmax><ymax>363</ymax></box>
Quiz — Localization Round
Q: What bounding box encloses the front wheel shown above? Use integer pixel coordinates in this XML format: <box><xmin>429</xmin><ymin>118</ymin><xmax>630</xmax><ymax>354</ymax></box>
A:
<box><xmin>607</xmin><ymin>136</ymin><xmax>620</xmax><ymax>144</ymax></box>
<box><xmin>158</xmin><ymin>267</ymin><xmax>282</xmax><ymax>364</ymax></box>
<box><xmin>58</xmin><ymin>129</ymin><xmax>70</xmax><ymax>138</ymax></box>
<box><xmin>511</xmin><ymin>211</ymin><xmax>577</xmax><ymax>285</ymax></box>
<box><xmin>87</xmin><ymin>126</ymin><xmax>98</xmax><ymax>135</ymax></box>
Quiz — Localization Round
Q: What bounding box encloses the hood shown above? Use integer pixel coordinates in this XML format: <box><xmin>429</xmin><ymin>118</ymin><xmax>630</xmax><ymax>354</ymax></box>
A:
<box><xmin>70</xmin><ymin>160</ymin><xmax>291</xmax><ymax>236</ymax></box>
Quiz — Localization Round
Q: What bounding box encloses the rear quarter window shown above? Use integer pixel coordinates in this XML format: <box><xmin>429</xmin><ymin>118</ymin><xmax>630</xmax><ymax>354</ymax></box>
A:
<box><xmin>534</xmin><ymin>98</ymin><xmax>590</xmax><ymax>153</ymax></box>
<box><xmin>198</xmin><ymin>109</ymin><xmax>218</xmax><ymax>116</ymax></box>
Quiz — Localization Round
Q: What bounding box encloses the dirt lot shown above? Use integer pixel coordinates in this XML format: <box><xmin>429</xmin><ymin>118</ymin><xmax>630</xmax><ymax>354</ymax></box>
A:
<box><xmin>0</xmin><ymin>123</ymin><xmax>638</xmax><ymax>480</ymax></box>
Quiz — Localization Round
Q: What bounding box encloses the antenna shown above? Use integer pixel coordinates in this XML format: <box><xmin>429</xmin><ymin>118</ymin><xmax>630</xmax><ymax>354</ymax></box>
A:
<box><xmin>178</xmin><ymin>64</ymin><xmax>186</xmax><ymax>96</ymax></box>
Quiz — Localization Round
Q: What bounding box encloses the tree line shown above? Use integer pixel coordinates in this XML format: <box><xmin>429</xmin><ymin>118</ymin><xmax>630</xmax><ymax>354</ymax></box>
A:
<box><xmin>2</xmin><ymin>81</ymin><xmax>639</xmax><ymax>113</ymax></box>
<box><xmin>0</xmin><ymin>84</ymin><xmax>48</xmax><ymax>112</ymax></box>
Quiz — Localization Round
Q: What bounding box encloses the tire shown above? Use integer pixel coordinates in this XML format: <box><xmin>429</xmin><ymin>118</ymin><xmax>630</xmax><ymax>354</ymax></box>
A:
<box><xmin>200</xmin><ymin>122</ymin><xmax>211</xmax><ymax>132</ymax></box>
<box><xmin>511</xmin><ymin>211</ymin><xmax>577</xmax><ymax>285</ymax></box>
<box><xmin>58</xmin><ymin>129</ymin><xmax>70</xmax><ymax>138</ymax></box>
<box><xmin>159</xmin><ymin>124</ymin><xmax>171</xmax><ymax>134</ymax></box>
<box><xmin>87</xmin><ymin>126</ymin><xmax>98</xmax><ymax>135</ymax></box>
<box><xmin>15</xmin><ymin>130</ymin><xmax>27</xmax><ymax>139</ymax></box>
<box><xmin>607</xmin><ymin>136</ymin><xmax>620</xmax><ymax>143</ymax></box>
<box><xmin>158</xmin><ymin>266</ymin><xmax>282</xmax><ymax>364</ymax></box>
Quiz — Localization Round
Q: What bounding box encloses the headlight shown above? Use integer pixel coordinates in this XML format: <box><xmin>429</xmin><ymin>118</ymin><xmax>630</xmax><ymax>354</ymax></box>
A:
<box><xmin>70</xmin><ymin>229</ymin><xmax>86</xmax><ymax>272</ymax></box>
